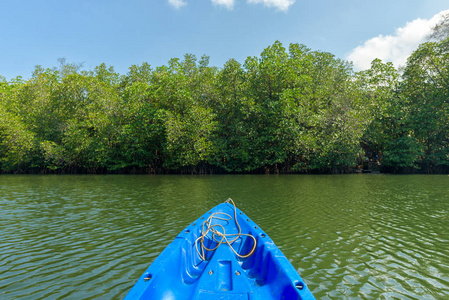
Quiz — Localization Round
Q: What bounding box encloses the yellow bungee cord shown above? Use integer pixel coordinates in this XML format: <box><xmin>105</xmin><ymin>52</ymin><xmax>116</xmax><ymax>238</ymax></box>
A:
<box><xmin>195</xmin><ymin>198</ymin><xmax>257</xmax><ymax>261</ymax></box>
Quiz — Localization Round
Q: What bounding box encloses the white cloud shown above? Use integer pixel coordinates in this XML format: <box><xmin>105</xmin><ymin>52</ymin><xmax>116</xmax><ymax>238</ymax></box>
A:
<box><xmin>168</xmin><ymin>0</ymin><xmax>187</xmax><ymax>9</ymax></box>
<box><xmin>168</xmin><ymin>0</ymin><xmax>294</xmax><ymax>11</ymax></box>
<box><xmin>347</xmin><ymin>10</ymin><xmax>449</xmax><ymax>71</ymax></box>
<box><xmin>212</xmin><ymin>0</ymin><xmax>235</xmax><ymax>10</ymax></box>
<box><xmin>247</xmin><ymin>0</ymin><xmax>295</xmax><ymax>11</ymax></box>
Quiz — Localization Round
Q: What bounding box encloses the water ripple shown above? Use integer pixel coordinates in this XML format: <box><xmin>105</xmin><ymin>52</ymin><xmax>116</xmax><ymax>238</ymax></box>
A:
<box><xmin>1</xmin><ymin>175</ymin><xmax>449</xmax><ymax>299</ymax></box>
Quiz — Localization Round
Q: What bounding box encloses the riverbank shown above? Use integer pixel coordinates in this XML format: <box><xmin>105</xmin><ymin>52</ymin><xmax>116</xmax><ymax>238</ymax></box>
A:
<box><xmin>2</xmin><ymin>162</ymin><xmax>448</xmax><ymax>175</ymax></box>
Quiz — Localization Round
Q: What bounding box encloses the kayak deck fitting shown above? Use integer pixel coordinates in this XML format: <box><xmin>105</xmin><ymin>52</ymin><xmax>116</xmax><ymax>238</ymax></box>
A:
<box><xmin>125</xmin><ymin>199</ymin><xmax>315</xmax><ymax>299</ymax></box>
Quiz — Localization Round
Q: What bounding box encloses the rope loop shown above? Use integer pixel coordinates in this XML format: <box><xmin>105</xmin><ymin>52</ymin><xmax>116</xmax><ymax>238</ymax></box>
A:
<box><xmin>195</xmin><ymin>199</ymin><xmax>257</xmax><ymax>261</ymax></box>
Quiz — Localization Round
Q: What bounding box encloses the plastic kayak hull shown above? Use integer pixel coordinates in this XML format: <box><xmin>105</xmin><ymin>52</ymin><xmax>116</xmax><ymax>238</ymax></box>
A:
<box><xmin>125</xmin><ymin>202</ymin><xmax>315</xmax><ymax>299</ymax></box>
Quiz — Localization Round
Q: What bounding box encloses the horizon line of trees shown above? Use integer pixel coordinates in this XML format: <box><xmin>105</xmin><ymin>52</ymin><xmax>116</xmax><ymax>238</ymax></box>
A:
<box><xmin>1</xmin><ymin>19</ymin><xmax>448</xmax><ymax>174</ymax></box>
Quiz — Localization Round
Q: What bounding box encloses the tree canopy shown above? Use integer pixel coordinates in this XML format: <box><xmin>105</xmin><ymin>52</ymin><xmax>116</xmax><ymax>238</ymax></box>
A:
<box><xmin>1</xmin><ymin>37</ymin><xmax>448</xmax><ymax>174</ymax></box>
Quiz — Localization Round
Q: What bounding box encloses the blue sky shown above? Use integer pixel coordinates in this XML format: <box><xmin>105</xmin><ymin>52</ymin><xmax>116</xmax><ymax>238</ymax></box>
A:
<box><xmin>1</xmin><ymin>0</ymin><xmax>448</xmax><ymax>79</ymax></box>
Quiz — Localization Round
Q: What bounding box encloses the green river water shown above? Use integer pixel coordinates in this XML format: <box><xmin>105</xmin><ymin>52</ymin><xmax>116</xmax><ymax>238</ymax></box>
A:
<box><xmin>1</xmin><ymin>175</ymin><xmax>448</xmax><ymax>299</ymax></box>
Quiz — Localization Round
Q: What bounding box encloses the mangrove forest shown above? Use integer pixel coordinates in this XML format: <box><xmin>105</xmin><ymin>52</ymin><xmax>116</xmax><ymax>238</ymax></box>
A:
<box><xmin>1</xmin><ymin>21</ymin><xmax>448</xmax><ymax>174</ymax></box>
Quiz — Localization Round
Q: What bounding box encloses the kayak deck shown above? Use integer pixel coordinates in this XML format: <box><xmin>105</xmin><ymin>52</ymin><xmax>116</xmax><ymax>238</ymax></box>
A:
<box><xmin>125</xmin><ymin>201</ymin><xmax>315</xmax><ymax>299</ymax></box>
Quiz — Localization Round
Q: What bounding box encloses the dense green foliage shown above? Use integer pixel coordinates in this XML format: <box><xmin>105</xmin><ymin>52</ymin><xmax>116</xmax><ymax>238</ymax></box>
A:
<box><xmin>1</xmin><ymin>29</ymin><xmax>449</xmax><ymax>173</ymax></box>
